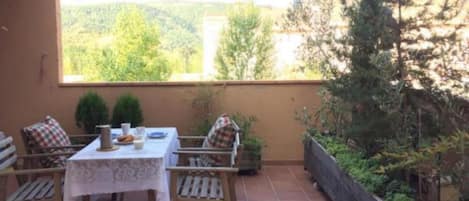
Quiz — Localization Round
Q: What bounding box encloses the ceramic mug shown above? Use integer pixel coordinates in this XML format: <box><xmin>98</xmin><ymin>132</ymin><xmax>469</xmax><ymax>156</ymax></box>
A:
<box><xmin>121</xmin><ymin>123</ymin><xmax>131</xmax><ymax>135</ymax></box>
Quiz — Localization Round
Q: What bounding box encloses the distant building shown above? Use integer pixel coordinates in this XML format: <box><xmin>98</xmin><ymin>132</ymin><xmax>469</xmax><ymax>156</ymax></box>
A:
<box><xmin>202</xmin><ymin>16</ymin><xmax>227</xmax><ymax>79</ymax></box>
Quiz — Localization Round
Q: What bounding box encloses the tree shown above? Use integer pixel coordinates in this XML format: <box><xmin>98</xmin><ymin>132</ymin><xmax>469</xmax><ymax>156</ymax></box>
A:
<box><xmin>94</xmin><ymin>5</ymin><xmax>171</xmax><ymax>81</ymax></box>
<box><xmin>287</xmin><ymin>0</ymin><xmax>399</xmax><ymax>156</ymax></box>
<box><xmin>286</xmin><ymin>0</ymin><xmax>468</xmax><ymax>199</ymax></box>
<box><xmin>286</xmin><ymin>0</ymin><xmax>468</xmax><ymax>152</ymax></box>
<box><xmin>215</xmin><ymin>3</ymin><xmax>274</xmax><ymax>80</ymax></box>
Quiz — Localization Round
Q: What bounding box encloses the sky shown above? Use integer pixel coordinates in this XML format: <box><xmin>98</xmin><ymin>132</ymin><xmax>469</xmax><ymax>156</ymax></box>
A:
<box><xmin>61</xmin><ymin>0</ymin><xmax>293</xmax><ymax>8</ymax></box>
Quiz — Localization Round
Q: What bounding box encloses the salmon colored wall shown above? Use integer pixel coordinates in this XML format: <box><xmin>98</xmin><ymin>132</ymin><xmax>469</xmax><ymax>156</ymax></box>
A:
<box><xmin>0</xmin><ymin>0</ymin><xmax>323</xmax><ymax>162</ymax></box>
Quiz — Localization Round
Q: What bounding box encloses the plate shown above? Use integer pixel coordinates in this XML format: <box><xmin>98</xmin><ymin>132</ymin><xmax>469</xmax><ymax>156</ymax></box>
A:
<box><xmin>113</xmin><ymin>139</ymin><xmax>133</xmax><ymax>145</ymax></box>
<box><xmin>148</xmin><ymin>132</ymin><xmax>168</xmax><ymax>139</ymax></box>
<box><xmin>111</xmin><ymin>133</ymin><xmax>120</xmax><ymax>139</ymax></box>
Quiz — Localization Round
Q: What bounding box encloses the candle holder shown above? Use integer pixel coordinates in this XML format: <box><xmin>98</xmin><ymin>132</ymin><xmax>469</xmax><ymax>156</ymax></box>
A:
<box><xmin>96</xmin><ymin>125</ymin><xmax>119</xmax><ymax>152</ymax></box>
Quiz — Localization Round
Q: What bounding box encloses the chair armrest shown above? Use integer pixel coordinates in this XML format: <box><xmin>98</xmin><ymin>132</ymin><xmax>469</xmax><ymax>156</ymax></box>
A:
<box><xmin>0</xmin><ymin>167</ymin><xmax>65</xmax><ymax>177</ymax></box>
<box><xmin>68</xmin><ymin>134</ymin><xmax>99</xmax><ymax>138</ymax></box>
<box><xmin>178</xmin><ymin>147</ymin><xmax>233</xmax><ymax>152</ymax></box>
<box><xmin>18</xmin><ymin>152</ymin><xmax>76</xmax><ymax>159</ymax></box>
<box><xmin>178</xmin><ymin>136</ymin><xmax>206</xmax><ymax>141</ymax></box>
<box><xmin>30</xmin><ymin>145</ymin><xmax>85</xmax><ymax>151</ymax></box>
<box><xmin>167</xmin><ymin>166</ymin><xmax>239</xmax><ymax>173</ymax></box>
<box><xmin>173</xmin><ymin>151</ymin><xmax>232</xmax><ymax>156</ymax></box>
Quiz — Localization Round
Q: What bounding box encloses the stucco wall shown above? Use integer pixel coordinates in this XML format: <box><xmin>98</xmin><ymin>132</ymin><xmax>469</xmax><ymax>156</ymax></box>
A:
<box><xmin>0</xmin><ymin>0</ymin><xmax>323</xmax><ymax>162</ymax></box>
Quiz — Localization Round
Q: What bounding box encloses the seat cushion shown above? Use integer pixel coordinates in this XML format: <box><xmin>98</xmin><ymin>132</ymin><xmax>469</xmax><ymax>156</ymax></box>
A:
<box><xmin>202</xmin><ymin>114</ymin><xmax>236</xmax><ymax>164</ymax></box>
<box><xmin>24</xmin><ymin>116</ymin><xmax>71</xmax><ymax>167</ymax></box>
<box><xmin>25</xmin><ymin>116</ymin><xmax>71</xmax><ymax>148</ymax></box>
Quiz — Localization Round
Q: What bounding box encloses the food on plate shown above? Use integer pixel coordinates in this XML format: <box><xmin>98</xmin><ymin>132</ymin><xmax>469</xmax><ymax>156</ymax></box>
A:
<box><xmin>117</xmin><ymin>135</ymin><xmax>134</xmax><ymax>143</ymax></box>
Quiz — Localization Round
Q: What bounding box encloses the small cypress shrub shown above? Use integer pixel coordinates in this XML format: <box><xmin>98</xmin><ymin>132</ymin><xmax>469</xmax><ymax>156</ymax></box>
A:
<box><xmin>75</xmin><ymin>91</ymin><xmax>109</xmax><ymax>134</ymax></box>
<box><xmin>111</xmin><ymin>94</ymin><xmax>143</xmax><ymax>127</ymax></box>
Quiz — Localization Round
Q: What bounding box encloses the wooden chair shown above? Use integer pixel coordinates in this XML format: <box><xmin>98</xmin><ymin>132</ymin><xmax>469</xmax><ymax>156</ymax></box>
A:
<box><xmin>21</xmin><ymin>123</ymin><xmax>119</xmax><ymax>201</ymax></box>
<box><xmin>167</xmin><ymin>127</ymin><xmax>242</xmax><ymax>201</ymax></box>
<box><xmin>21</xmin><ymin>126</ymin><xmax>98</xmax><ymax>156</ymax></box>
<box><xmin>0</xmin><ymin>134</ymin><xmax>74</xmax><ymax>201</ymax></box>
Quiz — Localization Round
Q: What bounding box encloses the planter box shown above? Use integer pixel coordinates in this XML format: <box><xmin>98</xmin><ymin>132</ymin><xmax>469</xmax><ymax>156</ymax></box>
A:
<box><xmin>304</xmin><ymin>137</ymin><xmax>380</xmax><ymax>201</ymax></box>
<box><xmin>239</xmin><ymin>149</ymin><xmax>262</xmax><ymax>173</ymax></box>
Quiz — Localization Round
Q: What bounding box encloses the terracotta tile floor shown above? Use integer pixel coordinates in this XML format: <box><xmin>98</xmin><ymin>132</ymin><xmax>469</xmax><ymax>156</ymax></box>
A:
<box><xmin>237</xmin><ymin>165</ymin><xmax>329</xmax><ymax>201</ymax></box>
<box><xmin>89</xmin><ymin>165</ymin><xmax>329</xmax><ymax>201</ymax></box>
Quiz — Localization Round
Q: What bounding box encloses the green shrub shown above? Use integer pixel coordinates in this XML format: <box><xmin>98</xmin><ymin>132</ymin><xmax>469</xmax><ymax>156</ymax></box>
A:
<box><xmin>111</xmin><ymin>94</ymin><xmax>143</xmax><ymax>127</ymax></box>
<box><xmin>311</xmin><ymin>133</ymin><xmax>413</xmax><ymax>201</ymax></box>
<box><xmin>243</xmin><ymin>137</ymin><xmax>263</xmax><ymax>156</ymax></box>
<box><xmin>75</xmin><ymin>91</ymin><xmax>109</xmax><ymax>134</ymax></box>
<box><xmin>384</xmin><ymin>193</ymin><xmax>414</xmax><ymax>201</ymax></box>
<box><xmin>191</xmin><ymin>85</ymin><xmax>220</xmax><ymax>135</ymax></box>
<box><xmin>230</xmin><ymin>113</ymin><xmax>263</xmax><ymax>156</ymax></box>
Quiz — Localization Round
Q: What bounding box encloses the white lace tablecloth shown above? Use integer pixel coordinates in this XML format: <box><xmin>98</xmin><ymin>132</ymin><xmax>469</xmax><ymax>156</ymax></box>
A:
<box><xmin>64</xmin><ymin>127</ymin><xmax>180</xmax><ymax>201</ymax></box>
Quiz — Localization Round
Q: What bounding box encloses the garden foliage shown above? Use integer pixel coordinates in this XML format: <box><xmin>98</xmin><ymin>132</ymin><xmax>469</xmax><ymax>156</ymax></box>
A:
<box><xmin>305</xmin><ymin>131</ymin><xmax>413</xmax><ymax>201</ymax></box>
<box><xmin>215</xmin><ymin>3</ymin><xmax>275</xmax><ymax>80</ymax></box>
<box><xmin>111</xmin><ymin>94</ymin><xmax>143</xmax><ymax>127</ymax></box>
<box><xmin>92</xmin><ymin>5</ymin><xmax>171</xmax><ymax>81</ymax></box>
<box><xmin>230</xmin><ymin>113</ymin><xmax>263</xmax><ymax>156</ymax></box>
<box><xmin>75</xmin><ymin>91</ymin><xmax>109</xmax><ymax>134</ymax></box>
<box><xmin>288</xmin><ymin>0</ymin><xmax>468</xmax><ymax>199</ymax></box>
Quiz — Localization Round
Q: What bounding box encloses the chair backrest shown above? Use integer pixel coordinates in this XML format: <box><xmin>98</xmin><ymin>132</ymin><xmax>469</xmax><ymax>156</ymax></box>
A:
<box><xmin>0</xmin><ymin>134</ymin><xmax>17</xmax><ymax>171</ymax></box>
<box><xmin>21</xmin><ymin>125</ymin><xmax>38</xmax><ymax>154</ymax></box>
<box><xmin>230</xmin><ymin>132</ymin><xmax>241</xmax><ymax>167</ymax></box>
<box><xmin>230</xmin><ymin>121</ymin><xmax>242</xmax><ymax>168</ymax></box>
<box><xmin>21</xmin><ymin>116</ymin><xmax>73</xmax><ymax>155</ymax></box>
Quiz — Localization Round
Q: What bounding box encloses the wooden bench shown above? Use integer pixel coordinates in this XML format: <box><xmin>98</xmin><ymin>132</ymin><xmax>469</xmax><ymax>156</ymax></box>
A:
<box><xmin>0</xmin><ymin>134</ymin><xmax>73</xmax><ymax>201</ymax></box>
<box><xmin>168</xmin><ymin>129</ymin><xmax>242</xmax><ymax>201</ymax></box>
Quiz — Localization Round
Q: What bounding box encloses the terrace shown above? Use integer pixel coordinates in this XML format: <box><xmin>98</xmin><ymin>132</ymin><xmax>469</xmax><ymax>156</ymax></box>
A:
<box><xmin>0</xmin><ymin>1</ymin><xmax>468</xmax><ymax>201</ymax></box>
<box><xmin>70</xmin><ymin>166</ymin><xmax>329</xmax><ymax>201</ymax></box>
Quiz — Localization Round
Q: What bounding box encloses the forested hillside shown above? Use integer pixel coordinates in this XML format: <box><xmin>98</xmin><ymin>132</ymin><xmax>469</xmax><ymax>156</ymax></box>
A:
<box><xmin>61</xmin><ymin>3</ymin><xmax>227</xmax><ymax>80</ymax></box>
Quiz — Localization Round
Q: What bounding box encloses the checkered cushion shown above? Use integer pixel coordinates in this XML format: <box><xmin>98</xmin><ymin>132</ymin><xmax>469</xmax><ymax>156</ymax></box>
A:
<box><xmin>24</xmin><ymin>116</ymin><xmax>71</xmax><ymax>167</ymax></box>
<box><xmin>202</xmin><ymin>114</ymin><xmax>237</xmax><ymax>164</ymax></box>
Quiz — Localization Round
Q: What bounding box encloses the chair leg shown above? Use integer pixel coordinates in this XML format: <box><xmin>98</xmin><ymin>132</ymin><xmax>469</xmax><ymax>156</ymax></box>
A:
<box><xmin>111</xmin><ymin>193</ymin><xmax>117</xmax><ymax>201</ymax></box>
<box><xmin>147</xmin><ymin>189</ymin><xmax>156</xmax><ymax>201</ymax></box>
<box><xmin>82</xmin><ymin>195</ymin><xmax>91</xmax><ymax>201</ymax></box>
<box><xmin>53</xmin><ymin>173</ymin><xmax>63</xmax><ymax>201</ymax></box>
<box><xmin>220</xmin><ymin>173</ymin><xmax>232</xmax><ymax>201</ymax></box>
<box><xmin>229</xmin><ymin>174</ymin><xmax>237</xmax><ymax>201</ymax></box>
<box><xmin>0</xmin><ymin>176</ymin><xmax>7</xmax><ymax>201</ymax></box>
<box><xmin>119</xmin><ymin>192</ymin><xmax>125</xmax><ymax>201</ymax></box>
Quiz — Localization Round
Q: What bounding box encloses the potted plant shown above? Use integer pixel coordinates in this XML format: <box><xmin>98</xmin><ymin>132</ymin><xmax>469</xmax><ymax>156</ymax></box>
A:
<box><xmin>111</xmin><ymin>94</ymin><xmax>143</xmax><ymax>127</ymax></box>
<box><xmin>231</xmin><ymin>113</ymin><xmax>263</xmax><ymax>174</ymax></box>
<box><xmin>75</xmin><ymin>91</ymin><xmax>109</xmax><ymax>134</ymax></box>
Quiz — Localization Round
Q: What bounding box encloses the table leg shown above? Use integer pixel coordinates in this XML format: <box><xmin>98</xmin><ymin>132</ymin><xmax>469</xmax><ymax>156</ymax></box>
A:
<box><xmin>147</xmin><ymin>190</ymin><xmax>156</xmax><ymax>201</ymax></box>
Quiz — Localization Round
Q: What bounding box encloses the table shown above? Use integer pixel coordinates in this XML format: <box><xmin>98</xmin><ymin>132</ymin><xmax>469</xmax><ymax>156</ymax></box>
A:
<box><xmin>64</xmin><ymin>127</ymin><xmax>180</xmax><ymax>201</ymax></box>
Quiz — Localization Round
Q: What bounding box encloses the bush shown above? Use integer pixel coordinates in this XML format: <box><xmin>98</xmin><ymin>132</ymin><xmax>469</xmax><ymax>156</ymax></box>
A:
<box><xmin>111</xmin><ymin>94</ymin><xmax>143</xmax><ymax>127</ymax></box>
<box><xmin>75</xmin><ymin>92</ymin><xmax>109</xmax><ymax>134</ymax></box>
<box><xmin>243</xmin><ymin>137</ymin><xmax>263</xmax><ymax>156</ymax></box>
<box><xmin>311</xmin><ymin>134</ymin><xmax>413</xmax><ymax>201</ymax></box>
<box><xmin>230</xmin><ymin>113</ymin><xmax>263</xmax><ymax>156</ymax></box>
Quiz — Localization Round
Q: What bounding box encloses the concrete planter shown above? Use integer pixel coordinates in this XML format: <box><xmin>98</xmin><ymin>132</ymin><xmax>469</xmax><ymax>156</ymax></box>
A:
<box><xmin>303</xmin><ymin>137</ymin><xmax>381</xmax><ymax>201</ymax></box>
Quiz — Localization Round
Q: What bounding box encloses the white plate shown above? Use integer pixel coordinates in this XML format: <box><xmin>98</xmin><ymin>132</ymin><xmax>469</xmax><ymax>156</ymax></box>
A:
<box><xmin>148</xmin><ymin>132</ymin><xmax>168</xmax><ymax>139</ymax></box>
<box><xmin>113</xmin><ymin>139</ymin><xmax>133</xmax><ymax>145</ymax></box>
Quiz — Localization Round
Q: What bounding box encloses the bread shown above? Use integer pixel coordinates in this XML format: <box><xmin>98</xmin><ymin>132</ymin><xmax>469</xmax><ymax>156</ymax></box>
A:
<box><xmin>117</xmin><ymin>135</ymin><xmax>134</xmax><ymax>142</ymax></box>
